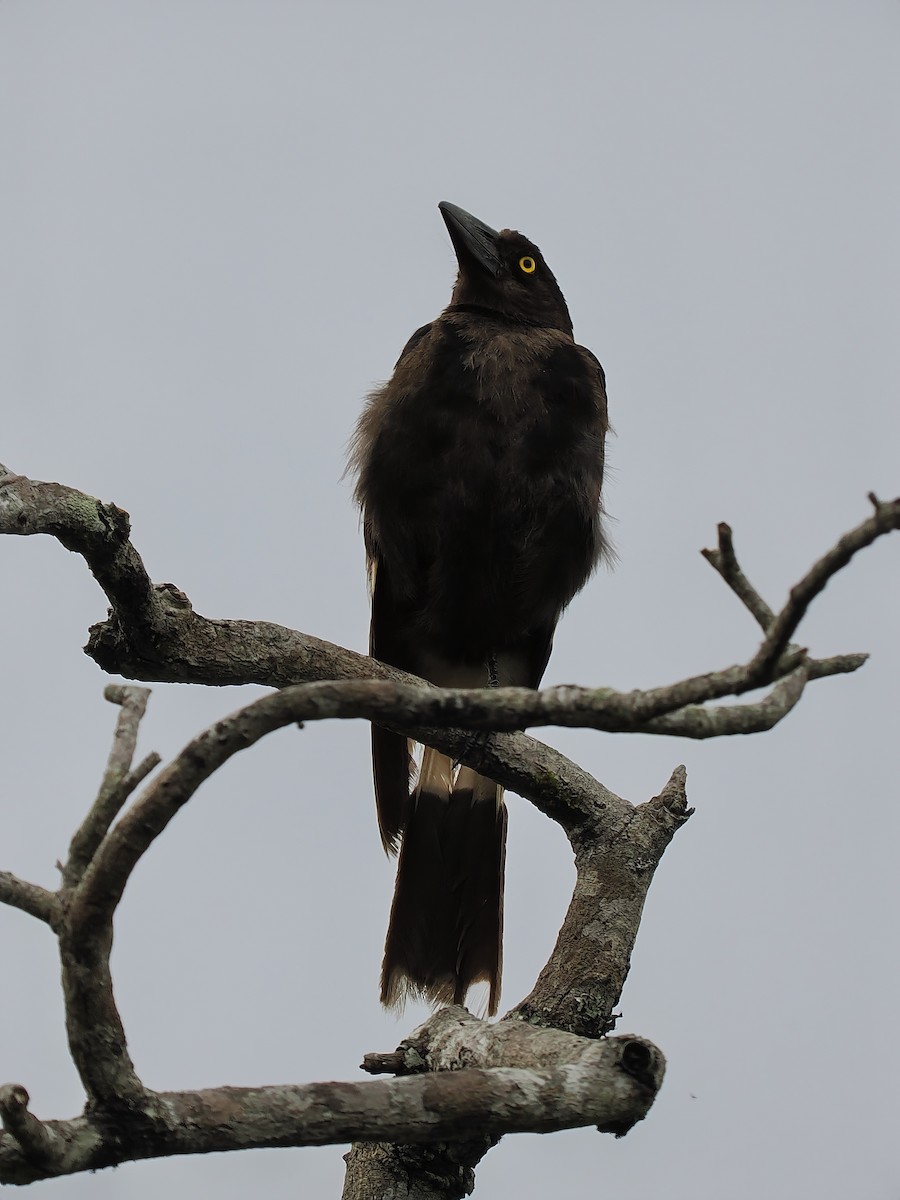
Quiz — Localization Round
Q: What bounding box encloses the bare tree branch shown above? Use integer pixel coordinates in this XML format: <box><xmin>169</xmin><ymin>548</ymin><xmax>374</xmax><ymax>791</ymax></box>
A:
<box><xmin>63</xmin><ymin>684</ymin><xmax>160</xmax><ymax>888</ymax></box>
<box><xmin>0</xmin><ymin>687</ymin><xmax>160</xmax><ymax>1110</ymax></box>
<box><xmin>0</xmin><ymin>1012</ymin><xmax>663</xmax><ymax>1185</ymax></box>
<box><xmin>1</xmin><ymin>663</ymin><xmax>669</xmax><ymax>1136</ymax></box>
<box><xmin>1</xmin><ymin>467</ymin><xmax>891</xmax><ymax>744</ymax></box>
<box><xmin>57</xmin><ymin>906</ymin><xmax>159</xmax><ymax>1113</ymax></box>
<box><xmin>74</xmin><ymin>678</ymin><xmax>677</xmax><ymax>927</ymax></box>
<box><xmin>341</xmin><ymin>1140</ymin><xmax>488</xmax><ymax>1200</ymax></box>
<box><xmin>0</xmin><ymin>465</ymin><xmax>166</xmax><ymax>649</ymax></box>
<box><xmin>0</xmin><ymin>675</ymin><xmax>676</xmax><ymax>1183</ymax></box>
<box><xmin>701</xmin><ymin>521</ymin><xmax>775</xmax><ymax>630</ymax></box>
<box><xmin>343</xmin><ymin>1009</ymin><xmax>664</xmax><ymax>1200</ymax></box>
<box><xmin>2</xmin><ymin>464</ymin><xmax>896</xmax><ymax>1192</ymax></box>
<box><xmin>0</xmin><ymin>872</ymin><xmax>58</xmax><ymax>926</ymax></box>
<box><xmin>746</xmin><ymin>495</ymin><xmax>899</xmax><ymax>681</ymax></box>
<box><xmin>510</xmin><ymin>765</ymin><xmax>690</xmax><ymax>1034</ymax></box>
<box><xmin>374</xmin><ymin>1007</ymin><xmax>663</xmax><ymax>1094</ymax></box>
<box><xmin>0</xmin><ymin>1085</ymin><xmax>58</xmax><ymax>1170</ymax></box>
<box><xmin>638</xmin><ymin>662</ymin><xmax>810</xmax><ymax>738</ymax></box>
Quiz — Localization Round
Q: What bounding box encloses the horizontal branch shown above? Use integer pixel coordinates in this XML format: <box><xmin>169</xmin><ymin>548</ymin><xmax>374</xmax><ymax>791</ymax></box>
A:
<box><xmin>638</xmin><ymin>662</ymin><xmax>810</xmax><ymax>738</ymax></box>
<box><xmin>0</xmin><ymin>1014</ymin><xmax>663</xmax><ymax>1184</ymax></box>
<box><xmin>0</xmin><ymin>1068</ymin><xmax>634</xmax><ymax>1184</ymax></box>
<box><xmin>1</xmin><ymin>466</ymin><xmax>890</xmax><ymax>745</ymax></box>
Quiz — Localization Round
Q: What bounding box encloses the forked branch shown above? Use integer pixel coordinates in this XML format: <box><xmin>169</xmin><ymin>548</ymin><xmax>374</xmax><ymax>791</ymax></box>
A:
<box><xmin>1</xmin><ymin>464</ymin><xmax>894</xmax><ymax>743</ymax></box>
<box><xmin>2</xmin><ymin>463</ymin><xmax>896</xmax><ymax>1190</ymax></box>
<box><xmin>0</xmin><ymin>677</ymin><xmax>677</xmax><ymax>1185</ymax></box>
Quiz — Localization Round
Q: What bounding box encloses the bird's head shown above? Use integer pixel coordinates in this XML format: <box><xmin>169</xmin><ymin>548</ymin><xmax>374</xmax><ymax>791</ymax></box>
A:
<box><xmin>439</xmin><ymin>201</ymin><xmax>573</xmax><ymax>335</ymax></box>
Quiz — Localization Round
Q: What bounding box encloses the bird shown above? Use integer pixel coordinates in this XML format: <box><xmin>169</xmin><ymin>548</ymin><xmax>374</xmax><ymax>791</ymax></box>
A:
<box><xmin>350</xmin><ymin>201</ymin><xmax>609</xmax><ymax>1016</ymax></box>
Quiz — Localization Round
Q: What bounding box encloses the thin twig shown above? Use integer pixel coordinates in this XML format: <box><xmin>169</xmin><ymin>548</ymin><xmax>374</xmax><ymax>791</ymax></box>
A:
<box><xmin>702</xmin><ymin>525</ymin><xmax>868</xmax><ymax>680</ymax></box>
<box><xmin>57</xmin><ymin>693</ymin><xmax>163</xmax><ymax>1108</ymax></box>
<box><xmin>640</xmin><ymin>663</ymin><xmax>810</xmax><ymax>738</ymax></box>
<box><xmin>64</xmin><ymin>685</ymin><xmax>158</xmax><ymax>888</ymax></box>
<box><xmin>748</xmin><ymin>496</ymin><xmax>900</xmax><ymax>682</ymax></box>
<box><xmin>701</xmin><ymin>522</ymin><xmax>775</xmax><ymax>630</ymax></box>
<box><xmin>808</xmin><ymin>652</ymin><xmax>868</xmax><ymax>678</ymax></box>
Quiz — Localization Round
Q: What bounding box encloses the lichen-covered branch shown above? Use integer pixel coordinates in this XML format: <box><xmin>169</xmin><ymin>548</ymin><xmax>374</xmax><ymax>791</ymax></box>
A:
<box><xmin>342</xmin><ymin>1009</ymin><xmax>664</xmax><ymax>1200</ymax></box>
<box><xmin>511</xmin><ymin>765</ymin><xmax>690</xmax><ymax>1034</ymax></box>
<box><xmin>0</xmin><ymin>1013</ymin><xmax>663</xmax><ymax>1186</ymax></box>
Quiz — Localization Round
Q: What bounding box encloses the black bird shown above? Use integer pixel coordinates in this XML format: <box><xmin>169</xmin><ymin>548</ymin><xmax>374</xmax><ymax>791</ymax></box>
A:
<box><xmin>350</xmin><ymin>202</ymin><xmax>609</xmax><ymax>1015</ymax></box>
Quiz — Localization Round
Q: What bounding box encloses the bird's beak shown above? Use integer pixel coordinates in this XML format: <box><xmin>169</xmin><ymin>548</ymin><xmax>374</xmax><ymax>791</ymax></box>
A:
<box><xmin>439</xmin><ymin>201</ymin><xmax>502</xmax><ymax>277</ymax></box>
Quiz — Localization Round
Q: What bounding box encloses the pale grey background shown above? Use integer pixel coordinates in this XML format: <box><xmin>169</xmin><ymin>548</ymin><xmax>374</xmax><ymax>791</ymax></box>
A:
<box><xmin>1</xmin><ymin>2</ymin><xmax>898</xmax><ymax>1197</ymax></box>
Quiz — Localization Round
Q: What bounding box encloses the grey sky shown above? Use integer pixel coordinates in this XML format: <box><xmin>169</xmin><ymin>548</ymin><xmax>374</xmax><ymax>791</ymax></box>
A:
<box><xmin>2</xmin><ymin>2</ymin><xmax>898</xmax><ymax>1196</ymax></box>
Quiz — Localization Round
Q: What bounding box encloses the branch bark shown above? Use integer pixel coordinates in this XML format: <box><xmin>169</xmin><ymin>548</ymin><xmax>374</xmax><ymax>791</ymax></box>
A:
<box><xmin>0</xmin><ymin>873</ymin><xmax>58</xmax><ymax>926</ymax></box>
<box><xmin>0</xmin><ymin>1086</ymin><xmax>59</xmax><ymax>1170</ymax></box>
<box><xmin>64</xmin><ymin>684</ymin><xmax>159</xmax><ymax>888</ymax></box>
<box><xmin>1</xmin><ymin>466</ymin><xmax>891</xmax><ymax>745</ymax></box>
<box><xmin>0</xmin><ymin>1013</ymin><xmax>663</xmax><ymax>1185</ymax></box>
<box><xmin>0</xmin><ymin>678</ymin><xmax>675</xmax><ymax>1185</ymax></box>
<box><xmin>2</xmin><ymin>464</ymin><xmax>897</xmax><ymax>1192</ymax></box>
<box><xmin>511</xmin><ymin>765</ymin><xmax>689</xmax><ymax>1033</ymax></box>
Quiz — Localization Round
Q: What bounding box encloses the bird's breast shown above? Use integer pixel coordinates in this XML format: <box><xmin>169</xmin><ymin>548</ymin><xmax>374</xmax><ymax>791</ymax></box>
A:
<box><xmin>459</xmin><ymin>329</ymin><xmax>562</xmax><ymax>422</ymax></box>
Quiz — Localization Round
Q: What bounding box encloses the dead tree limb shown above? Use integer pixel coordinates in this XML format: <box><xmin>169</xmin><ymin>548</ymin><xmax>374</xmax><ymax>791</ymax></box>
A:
<box><xmin>1</xmin><ymin>465</ymin><xmax>892</xmax><ymax>744</ymax></box>
<box><xmin>0</xmin><ymin>680</ymin><xmax>675</xmax><ymax>1186</ymax></box>
<box><xmin>2</xmin><ymin>463</ymin><xmax>896</xmax><ymax>1193</ymax></box>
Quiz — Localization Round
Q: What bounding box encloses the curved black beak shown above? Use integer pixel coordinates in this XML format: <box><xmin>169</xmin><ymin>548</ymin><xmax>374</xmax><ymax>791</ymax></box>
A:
<box><xmin>439</xmin><ymin>201</ymin><xmax>502</xmax><ymax>277</ymax></box>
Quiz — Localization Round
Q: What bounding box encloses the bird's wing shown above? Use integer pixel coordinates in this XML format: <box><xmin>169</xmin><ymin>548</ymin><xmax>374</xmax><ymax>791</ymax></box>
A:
<box><xmin>368</xmin><ymin>553</ymin><xmax>415</xmax><ymax>854</ymax></box>
<box><xmin>394</xmin><ymin>322</ymin><xmax>433</xmax><ymax>367</ymax></box>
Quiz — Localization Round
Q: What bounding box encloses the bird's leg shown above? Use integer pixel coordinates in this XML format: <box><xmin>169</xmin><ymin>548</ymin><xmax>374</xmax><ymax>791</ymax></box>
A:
<box><xmin>455</xmin><ymin>654</ymin><xmax>500</xmax><ymax>766</ymax></box>
<box><xmin>487</xmin><ymin>653</ymin><xmax>500</xmax><ymax>689</ymax></box>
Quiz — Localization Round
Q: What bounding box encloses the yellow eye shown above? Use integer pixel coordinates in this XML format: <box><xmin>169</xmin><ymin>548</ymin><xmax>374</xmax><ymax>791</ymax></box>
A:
<box><xmin>518</xmin><ymin>256</ymin><xmax>536</xmax><ymax>274</ymax></box>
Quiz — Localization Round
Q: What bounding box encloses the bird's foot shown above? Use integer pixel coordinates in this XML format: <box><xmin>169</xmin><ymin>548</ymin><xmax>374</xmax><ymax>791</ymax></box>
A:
<box><xmin>454</xmin><ymin>728</ymin><xmax>491</xmax><ymax>769</ymax></box>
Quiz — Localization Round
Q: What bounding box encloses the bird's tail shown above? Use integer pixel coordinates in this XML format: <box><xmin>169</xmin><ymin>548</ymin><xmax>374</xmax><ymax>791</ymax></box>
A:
<box><xmin>380</xmin><ymin>747</ymin><xmax>506</xmax><ymax>1016</ymax></box>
